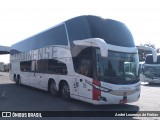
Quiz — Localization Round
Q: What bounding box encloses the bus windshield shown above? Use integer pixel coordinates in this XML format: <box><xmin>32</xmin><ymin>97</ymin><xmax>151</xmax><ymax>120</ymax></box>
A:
<box><xmin>95</xmin><ymin>49</ymin><xmax>139</xmax><ymax>84</ymax></box>
<box><xmin>143</xmin><ymin>65</ymin><xmax>160</xmax><ymax>79</ymax></box>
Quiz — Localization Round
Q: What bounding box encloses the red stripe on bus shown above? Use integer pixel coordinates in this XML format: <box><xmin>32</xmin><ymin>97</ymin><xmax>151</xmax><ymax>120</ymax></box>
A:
<box><xmin>92</xmin><ymin>80</ymin><xmax>101</xmax><ymax>101</ymax></box>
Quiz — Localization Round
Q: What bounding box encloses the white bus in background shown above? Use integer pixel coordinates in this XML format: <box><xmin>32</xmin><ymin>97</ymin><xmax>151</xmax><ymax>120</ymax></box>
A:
<box><xmin>0</xmin><ymin>62</ymin><xmax>4</xmax><ymax>72</ymax></box>
<box><xmin>142</xmin><ymin>54</ymin><xmax>160</xmax><ymax>84</ymax></box>
<box><xmin>9</xmin><ymin>15</ymin><xmax>157</xmax><ymax>105</ymax></box>
<box><xmin>139</xmin><ymin>61</ymin><xmax>145</xmax><ymax>82</ymax></box>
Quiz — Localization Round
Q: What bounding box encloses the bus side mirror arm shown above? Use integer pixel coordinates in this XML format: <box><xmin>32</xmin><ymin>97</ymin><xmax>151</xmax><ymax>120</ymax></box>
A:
<box><xmin>137</xmin><ymin>45</ymin><xmax>157</xmax><ymax>62</ymax></box>
<box><xmin>73</xmin><ymin>38</ymin><xmax>108</xmax><ymax>57</ymax></box>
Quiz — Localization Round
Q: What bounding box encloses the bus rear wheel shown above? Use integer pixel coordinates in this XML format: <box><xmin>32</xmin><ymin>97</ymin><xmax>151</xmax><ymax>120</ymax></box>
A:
<box><xmin>61</xmin><ymin>82</ymin><xmax>70</xmax><ymax>100</ymax></box>
<box><xmin>16</xmin><ymin>76</ymin><xmax>21</xmax><ymax>85</ymax></box>
<box><xmin>49</xmin><ymin>81</ymin><xmax>58</xmax><ymax>96</ymax></box>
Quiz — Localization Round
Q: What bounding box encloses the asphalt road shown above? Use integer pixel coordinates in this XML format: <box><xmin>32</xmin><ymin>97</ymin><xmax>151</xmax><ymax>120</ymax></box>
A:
<box><xmin>0</xmin><ymin>72</ymin><xmax>160</xmax><ymax>120</ymax></box>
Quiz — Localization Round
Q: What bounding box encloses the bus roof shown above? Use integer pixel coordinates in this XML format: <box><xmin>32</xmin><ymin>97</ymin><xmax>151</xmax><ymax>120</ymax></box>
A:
<box><xmin>0</xmin><ymin>45</ymin><xmax>10</xmax><ymax>54</ymax></box>
<box><xmin>11</xmin><ymin>15</ymin><xmax>135</xmax><ymax>53</ymax></box>
<box><xmin>66</xmin><ymin>15</ymin><xmax>135</xmax><ymax>47</ymax></box>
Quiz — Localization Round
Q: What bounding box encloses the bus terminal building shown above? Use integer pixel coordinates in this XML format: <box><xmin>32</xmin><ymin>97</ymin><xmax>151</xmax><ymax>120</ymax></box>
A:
<box><xmin>0</xmin><ymin>45</ymin><xmax>10</xmax><ymax>55</ymax></box>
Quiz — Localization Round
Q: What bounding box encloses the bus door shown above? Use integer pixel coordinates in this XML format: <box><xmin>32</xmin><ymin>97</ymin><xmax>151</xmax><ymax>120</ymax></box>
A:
<box><xmin>72</xmin><ymin>47</ymin><xmax>93</xmax><ymax>100</ymax></box>
<box><xmin>78</xmin><ymin>75</ymin><xmax>92</xmax><ymax>100</ymax></box>
<box><xmin>77</xmin><ymin>59</ymin><xmax>93</xmax><ymax>100</ymax></box>
<box><xmin>72</xmin><ymin>75</ymin><xmax>90</xmax><ymax>100</ymax></box>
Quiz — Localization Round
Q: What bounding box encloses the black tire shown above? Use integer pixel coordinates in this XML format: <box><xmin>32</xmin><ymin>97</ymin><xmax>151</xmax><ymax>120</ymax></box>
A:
<box><xmin>13</xmin><ymin>75</ymin><xmax>16</xmax><ymax>82</ymax></box>
<box><xmin>16</xmin><ymin>76</ymin><xmax>21</xmax><ymax>85</ymax></box>
<box><xmin>61</xmin><ymin>82</ymin><xmax>70</xmax><ymax>100</ymax></box>
<box><xmin>49</xmin><ymin>81</ymin><xmax>58</xmax><ymax>96</ymax></box>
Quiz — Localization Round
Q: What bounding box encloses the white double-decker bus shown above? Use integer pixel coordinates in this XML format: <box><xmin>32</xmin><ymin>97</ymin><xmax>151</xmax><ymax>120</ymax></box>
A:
<box><xmin>10</xmin><ymin>15</ymin><xmax>150</xmax><ymax>104</ymax></box>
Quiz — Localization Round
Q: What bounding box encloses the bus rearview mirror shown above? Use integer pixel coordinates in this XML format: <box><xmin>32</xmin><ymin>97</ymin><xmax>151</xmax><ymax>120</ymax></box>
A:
<box><xmin>73</xmin><ymin>38</ymin><xmax>108</xmax><ymax>57</ymax></box>
<box><xmin>137</xmin><ymin>46</ymin><xmax>157</xmax><ymax>62</ymax></box>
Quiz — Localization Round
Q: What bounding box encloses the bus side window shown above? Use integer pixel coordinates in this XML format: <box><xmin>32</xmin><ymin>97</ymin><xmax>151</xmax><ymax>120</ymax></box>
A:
<box><xmin>48</xmin><ymin>59</ymin><xmax>55</xmax><ymax>73</ymax></box>
<box><xmin>80</xmin><ymin>59</ymin><xmax>91</xmax><ymax>77</ymax></box>
<box><xmin>31</xmin><ymin>60</ymin><xmax>36</xmax><ymax>72</ymax></box>
<box><xmin>73</xmin><ymin>47</ymin><xmax>93</xmax><ymax>78</ymax></box>
<box><xmin>73</xmin><ymin>57</ymin><xmax>80</xmax><ymax>73</ymax></box>
<box><xmin>20</xmin><ymin>61</ymin><xmax>32</xmax><ymax>72</ymax></box>
<box><xmin>56</xmin><ymin>60</ymin><xmax>68</xmax><ymax>75</ymax></box>
<box><xmin>36</xmin><ymin>59</ymin><xmax>48</xmax><ymax>73</ymax></box>
<box><xmin>47</xmin><ymin>59</ymin><xmax>68</xmax><ymax>75</ymax></box>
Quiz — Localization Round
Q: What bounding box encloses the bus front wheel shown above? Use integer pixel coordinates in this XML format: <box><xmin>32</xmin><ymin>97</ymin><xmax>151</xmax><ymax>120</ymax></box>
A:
<box><xmin>61</xmin><ymin>82</ymin><xmax>70</xmax><ymax>100</ymax></box>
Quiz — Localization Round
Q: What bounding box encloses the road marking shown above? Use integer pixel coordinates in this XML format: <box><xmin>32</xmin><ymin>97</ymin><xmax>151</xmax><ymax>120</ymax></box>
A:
<box><xmin>2</xmin><ymin>91</ymin><xmax>5</xmax><ymax>97</ymax></box>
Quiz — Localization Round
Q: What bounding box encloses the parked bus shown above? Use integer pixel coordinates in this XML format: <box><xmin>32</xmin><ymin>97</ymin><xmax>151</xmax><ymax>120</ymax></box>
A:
<box><xmin>142</xmin><ymin>54</ymin><xmax>160</xmax><ymax>84</ymax></box>
<box><xmin>9</xmin><ymin>15</ymin><xmax>156</xmax><ymax>105</ymax></box>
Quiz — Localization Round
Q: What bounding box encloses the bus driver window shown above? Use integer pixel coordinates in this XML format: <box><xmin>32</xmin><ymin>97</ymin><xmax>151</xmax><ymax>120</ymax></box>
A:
<box><xmin>80</xmin><ymin>59</ymin><xmax>91</xmax><ymax>76</ymax></box>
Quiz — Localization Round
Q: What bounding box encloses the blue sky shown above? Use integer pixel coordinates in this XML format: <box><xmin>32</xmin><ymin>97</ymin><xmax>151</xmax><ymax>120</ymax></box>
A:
<box><xmin>0</xmin><ymin>0</ymin><xmax>160</xmax><ymax>63</ymax></box>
